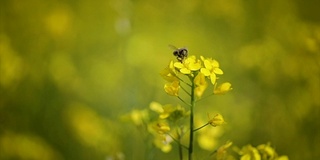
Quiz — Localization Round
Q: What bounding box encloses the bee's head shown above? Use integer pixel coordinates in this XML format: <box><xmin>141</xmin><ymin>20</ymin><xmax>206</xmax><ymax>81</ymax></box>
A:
<box><xmin>173</xmin><ymin>50</ymin><xmax>179</xmax><ymax>56</ymax></box>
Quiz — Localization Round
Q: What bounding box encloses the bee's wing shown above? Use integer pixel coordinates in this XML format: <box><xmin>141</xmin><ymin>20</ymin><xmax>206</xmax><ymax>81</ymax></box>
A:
<box><xmin>168</xmin><ymin>44</ymin><xmax>178</xmax><ymax>50</ymax></box>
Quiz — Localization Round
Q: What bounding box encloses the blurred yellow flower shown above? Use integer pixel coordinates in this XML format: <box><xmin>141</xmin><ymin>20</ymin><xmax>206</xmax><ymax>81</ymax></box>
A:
<box><xmin>216</xmin><ymin>141</ymin><xmax>233</xmax><ymax>160</ymax></box>
<box><xmin>129</xmin><ymin>109</ymin><xmax>149</xmax><ymax>126</ymax></box>
<box><xmin>164</xmin><ymin>80</ymin><xmax>180</xmax><ymax>96</ymax></box>
<box><xmin>208</xmin><ymin>113</ymin><xmax>225</xmax><ymax>127</ymax></box>
<box><xmin>257</xmin><ymin>143</ymin><xmax>275</xmax><ymax>159</ymax></box>
<box><xmin>214</xmin><ymin>82</ymin><xmax>232</xmax><ymax>95</ymax></box>
<box><xmin>160</xmin><ymin>60</ymin><xmax>179</xmax><ymax>82</ymax></box>
<box><xmin>149</xmin><ymin>121</ymin><xmax>171</xmax><ymax>135</ymax></box>
<box><xmin>239</xmin><ymin>145</ymin><xmax>261</xmax><ymax>160</ymax></box>
<box><xmin>257</xmin><ymin>143</ymin><xmax>289</xmax><ymax>160</ymax></box>
<box><xmin>277</xmin><ymin>156</ymin><xmax>289</xmax><ymax>160</ymax></box>
<box><xmin>196</xmin><ymin>115</ymin><xmax>224</xmax><ymax>150</ymax></box>
<box><xmin>194</xmin><ymin>72</ymin><xmax>208</xmax><ymax>98</ymax></box>
<box><xmin>174</xmin><ymin>55</ymin><xmax>201</xmax><ymax>74</ymax></box>
<box><xmin>149</xmin><ymin>101</ymin><xmax>164</xmax><ymax>113</ymax></box>
<box><xmin>200</xmin><ymin>56</ymin><xmax>223</xmax><ymax>85</ymax></box>
<box><xmin>153</xmin><ymin>134</ymin><xmax>173</xmax><ymax>153</ymax></box>
<box><xmin>121</xmin><ymin>109</ymin><xmax>149</xmax><ymax>126</ymax></box>
<box><xmin>150</xmin><ymin>102</ymin><xmax>174</xmax><ymax>119</ymax></box>
<box><xmin>150</xmin><ymin>102</ymin><xmax>189</xmax><ymax>121</ymax></box>
<box><xmin>148</xmin><ymin>121</ymin><xmax>173</xmax><ymax>152</ymax></box>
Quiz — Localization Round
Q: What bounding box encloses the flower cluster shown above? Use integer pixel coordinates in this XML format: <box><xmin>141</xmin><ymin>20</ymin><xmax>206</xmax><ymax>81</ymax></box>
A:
<box><xmin>123</xmin><ymin>101</ymin><xmax>189</xmax><ymax>152</ymax></box>
<box><xmin>122</xmin><ymin>49</ymin><xmax>290</xmax><ymax>160</ymax></box>
<box><xmin>160</xmin><ymin>55</ymin><xmax>232</xmax><ymax>98</ymax></box>
<box><xmin>236</xmin><ymin>143</ymin><xmax>289</xmax><ymax>160</ymax></box>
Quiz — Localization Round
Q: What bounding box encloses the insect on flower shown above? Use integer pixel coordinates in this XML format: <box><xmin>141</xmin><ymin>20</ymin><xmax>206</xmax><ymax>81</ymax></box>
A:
<box><xmin>169</xmin><ymin>45</ymin><xmax>188</xmax><ymax>63</ymax></box>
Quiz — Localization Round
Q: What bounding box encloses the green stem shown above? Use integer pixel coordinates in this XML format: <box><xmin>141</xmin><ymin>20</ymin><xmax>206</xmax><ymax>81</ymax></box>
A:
<box><xmin>193</xmin><ymin>122</ymin><xmax>210</xmax><ymax>132</ymax></box>
<box><xmin>196</xmin><ymin>93</ymin><xmax>214</xmax><ymax>103</ymax></box>
<box><xmin>178</xmin><ymin>96</ymin><xmax>191</xmax><ymax>107</ymax></box>
<box><xmin>188</xmin><ymin>76</ymin><xmax>196</xmax><ymax>160</ymax></box>
<box><xmin>177</xmin><ymin>129</ymin><xmax>183</xmax><ymax>160</ymax></box>
<box><xmin>176</xmin><ymin>75</ymin><xmax>192</xmax><ymax>87</ymax></box>
<box><xmin>167</xmin><ymin>133</ymin><xmax>189</xmax><ymax>150</ymax></box>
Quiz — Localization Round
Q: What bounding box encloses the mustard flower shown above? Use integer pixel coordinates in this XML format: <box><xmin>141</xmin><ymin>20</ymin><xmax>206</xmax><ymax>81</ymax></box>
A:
<box><xmin>164</xmin><ymin>80</ymin><xmax>180</xmax><ymax>96</ymax></box>
<box><xmin>149</xmin><ymin>121</ymin><xmax>171</xmax><ymax>134</ymax></box>
<box><xmin>153</xmin><ymin>134</ymin><xmax>173</xmax><ymax>153</ymax></box>
<box><xmin>150</xmin><ymin>102</ymin><xmax>189</xmax><ymax>121</ymax></box>
<box><xmin>239</xmin><ymin>145</ymin><xmax>261</xmax><ymax>160</ymax></box>
<box><xmin>174</xmin><ymin>55</ymin><xmax>201</xmax><ymax>74</ymax></box>
<box><xmin>197</xmin><ymin>122</ymin><xmax>224</xmax><ymax>150</ymax></box>
<box><xmin>214</xmin><ymin>82</ymin><xmax>232</xmax><ymax>95</ymax></box>
<box><xmin>194</xmin><ymin>72</ymin><xmax>208</xmax><ymax>98</ymax></box>
<box><xmin>257</xmin><ymin>143</ymin><xmax>276</xmax><ymax>159</ymax></box>
<box><xmin>216</xmin><ymin>141</ymin><xmax>233</xmax><ymax>160</ymax></box>
<box><xmin>208</xmin><ymin>113</ymin><xmax>225</xmax><ymax>127</ymax></box>
<box><xmin>121</xmin><ymin>109</ymin><xmax>148</xmax><ymax>126</ymax></box>
<box><xmin>200</xmin><ymin>56</ymin><xmax>224</xmax><ymax>85</ymax></box>
<box><xmin>148</xmin><ymin>120</ymin><xmax>173</xmax><ymax>153</ymax></box>
<box><xmin>160</xmin><ymin>60</ymin><xmax>179</xmax><ymax>82</ymax></box>
<box><xmin>276</xmin><ymin>156</ymin><xmax>289</xmax><ymax>160</ymax></box>
<box><xmin>257</xmin><ymin>143</ymin><xmax>289</xmax><ymax>160</ymax></box>
<box><xmin>149</xmin><ymin>102</ymin><xmax>174</xmax><ymax>119</ymax></box>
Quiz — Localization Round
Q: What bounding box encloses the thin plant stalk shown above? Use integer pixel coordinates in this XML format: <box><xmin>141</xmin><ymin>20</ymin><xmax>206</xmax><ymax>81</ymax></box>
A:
<box><xmin>188</xmin><ymin>76</ymin><xmax>196</xmax><ymax>160</ymax></box>
<box><xmin>177</xmin><ymin>129</ymin><xmax>183</xmax><ymax>160</ymax></box>
<box><xmin>193</xmin><ymin>122</ymin><xmax>210</xmax><ymax>132</ymax></box>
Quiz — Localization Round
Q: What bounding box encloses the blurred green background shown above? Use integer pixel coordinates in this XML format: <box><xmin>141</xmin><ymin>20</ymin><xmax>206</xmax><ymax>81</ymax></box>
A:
<box><xmin>0</xmin><ymin>0</ymin><xmax>319</xmax><ymax>159</ymax></box>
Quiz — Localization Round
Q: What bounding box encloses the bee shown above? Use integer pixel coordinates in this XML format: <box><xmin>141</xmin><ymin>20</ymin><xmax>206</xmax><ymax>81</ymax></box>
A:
<box><xmin>169</xmin><ymin>45</ymin><xmax>188</xmax><ymax>63</ymax></box>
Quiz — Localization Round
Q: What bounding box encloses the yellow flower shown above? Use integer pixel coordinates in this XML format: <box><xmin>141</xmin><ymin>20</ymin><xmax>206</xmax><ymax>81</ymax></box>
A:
<box><xmin>174</xmin><ymin>55</ymin><xmax>201</xmax><ymax>74</ymax></box>
<box><xmin>200</xmin><ymin>56</ymin><xmax>223</xmax><ymax>85</ymax></box>
<box><xmin>213</xmin><ymin>82</ymin><xmax>232</xmax><ymax>95</ymax></box>
<box><xmin>208</xmin><ymin>113</ymin><xmax>225</xmax><ymax>127</ymax></box>
<box><xmin>216</xmin><ymin>141</ymin><xmax>233</xmax><ymax>160</ymax></box>
<box><xmin>160</xmin><ymin>60</ymin><xmax>179</xmax><ymax>82</ymax></box>
<box><xmin>153</xmin><ymin>134</ymin><xmax>173</xmax><ymax>153</ymax></box>
<box><xmin>121</xmin><ymin>109</ymin><xmax>148</xmax><ymax>126</ymax></box>
<box><xmin>194</xmin><ymin>72</ymin><xmax>208</xmax><ymax>98</ymax></box>
<box><xmin>196</xmin><ymin>115</ymin><xmax>224</xmax><ymax>150</ymax></box>
<box><xmin>150</xmin><ymin>102</ymin><xmax>189</xmax><ymax>120</ymax></box>
<box><xmin>150</xmin><ymin>102</ymin><xmax>174</xmax><ymax>119</ymax></box>
<box><xmin>148</xmin><ymin>121</ymin><xmax>173</xmax><ymax>153</ymax></box>
<box><xmin>257</xmin><ymin>143</ymin><xmax>275</xmax><ymax>159</ymax></box>
<box><xmin>239</xmin><ymin>145</ymin><xmax>261</xmax><ymax>160</ymax></box>
<box><xmin>277</xmin><ymin>156</ymin><xmax>289</xmax><ymax>160</ymax></box>
<box><xmin>164</xmin><ymin>80</ymin><xmax>180</xmax><ymax>96</ymax></box>
<box><xmin>149</xmin><ymin>121</ymin><xmax>170</xmax><ymax>134</ymax></box>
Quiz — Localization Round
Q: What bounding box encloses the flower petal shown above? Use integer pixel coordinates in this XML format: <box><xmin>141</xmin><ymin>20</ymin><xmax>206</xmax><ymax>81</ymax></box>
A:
<box><xmin>200</xmin><ymin>68</ymin><xmax>211</xmax><ymax>76</ymax></box>
<box><xmin>210</xmin><ymin>73</ymin><xmax>217</xmax><ymax>85</ymax></box>
<box><xmin>214</xmin><ymin>68</ymin><xmax>224</xmax><ymax>75</ymax></box>
<box><xmin>180</xmin><ymin>68</ymin><xmax>191</xmax><ymax>74</ymax></box>
<box><xmin>150</xmin><ymin>102</ymin><xmax>164</xmax><ymax>113</ymax></box>
<box><xmin>214</xmin><ymin>82</ymin><xmax>232</xmax><ymax>95</ymax></box>
<box><xmin>204</xmin><ymin>60</ymin><xmax>212</xmax><ymax>70</ymax></box>
<box><xmin>174</xmin><ymin>62</ymin><xmax>184</xmax><ymax>69</ymax></box>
